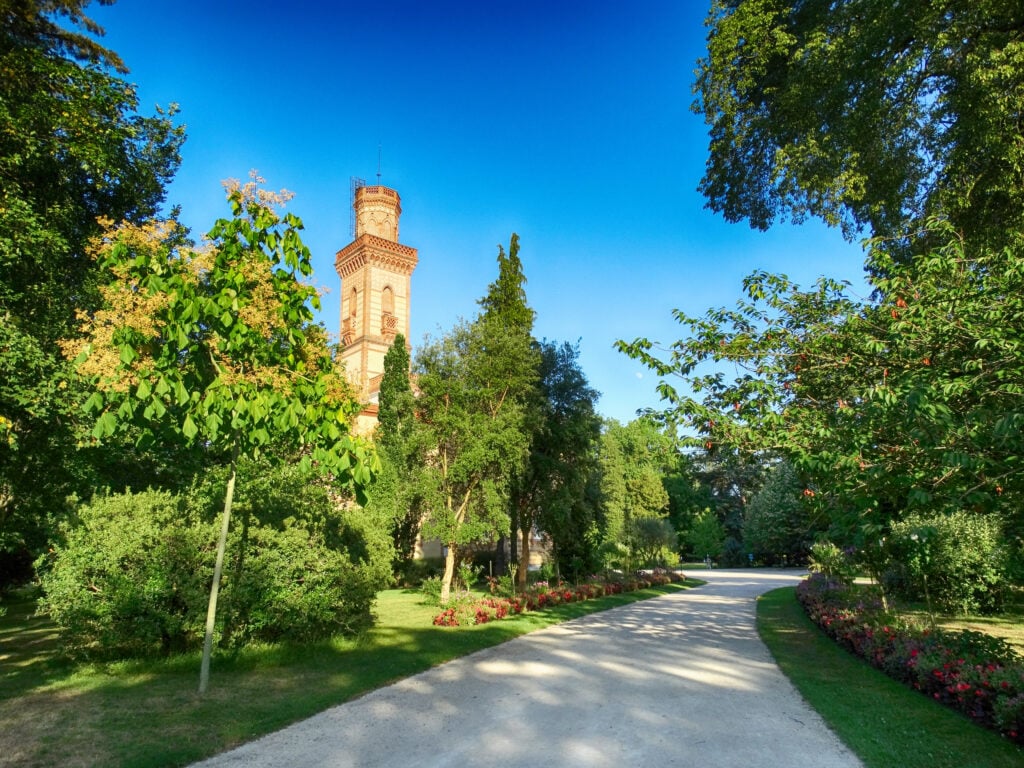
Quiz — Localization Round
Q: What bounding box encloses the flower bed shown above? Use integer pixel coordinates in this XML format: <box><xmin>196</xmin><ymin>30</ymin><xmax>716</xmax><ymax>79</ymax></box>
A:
<box><xmin>432</xmin><ymin>569</ymin><xmax>684</xmax><ymax>628</ymax></box>
<box><xmin>796</xmin><ymin>574</ymin><xmax>1024</xmax><ymax>744</ymax></box>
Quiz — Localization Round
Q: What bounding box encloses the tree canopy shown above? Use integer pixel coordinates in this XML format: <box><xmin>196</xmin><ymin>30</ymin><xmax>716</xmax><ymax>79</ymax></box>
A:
<box><xmin>371</xmin><ymin>334</ymin><xmax>430</xmax><ymax>573</ymax></box>
<box><xmin>511</xmin><ymin>340</ymin><xmax>601</xmax><ymax>584</ymax></box>
<box><xmin>0</xmin><ymin>0</ymin><xmax>183</xmax><ymax>572</ymax></box>
<box><xmin>619</xmin><ymin>221</ymin><xmax>1024</xmax><ymax>546</ymax></box>
<box><xmin>64</xmin><ymin>178</ymin><xmax>376</xmax><ymax>690</ymax></box>
<box><xmin>412</xmin><ymin>234</ymin><xmax>539</xmax><ymax>603</ymax></box>
<box><xmin>695</xmin><ymin>0</ymin><xmax>1024</xmax><ymax>250</ymax></box>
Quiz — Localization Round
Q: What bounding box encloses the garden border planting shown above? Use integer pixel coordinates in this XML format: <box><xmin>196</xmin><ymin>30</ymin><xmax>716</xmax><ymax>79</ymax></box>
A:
<box><xmin>797</xmin><ymin>574</ymin><xmax>1024</xmax><ymax>744</ymax></box>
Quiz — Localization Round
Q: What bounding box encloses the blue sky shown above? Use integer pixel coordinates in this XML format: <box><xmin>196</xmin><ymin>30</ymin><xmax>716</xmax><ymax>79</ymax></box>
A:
<box><xmin>90</xmin><ymin>0</ymin><xmax>869</xmax><ymax>423</ymax></box>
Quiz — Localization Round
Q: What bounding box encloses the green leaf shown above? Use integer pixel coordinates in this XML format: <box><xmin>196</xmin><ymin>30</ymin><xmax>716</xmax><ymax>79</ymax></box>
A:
<box><xmin>83</xmin><ymin>391</ymin><xmax>104</xmax><ymax>414</ymax></box>
<box><xmin>93</xmin><ymin>410</ymin><xmax>118</xmax><ymax>439</ymax></box>
<box><xmin>182</xmin><ymin>414</ymin><xmax>198</xmax><ymax>440</ymax></box>
<box><xmin>175</xmin><ymin>380</ymin><xmax>189</xmax><ymax>407</ymax></box>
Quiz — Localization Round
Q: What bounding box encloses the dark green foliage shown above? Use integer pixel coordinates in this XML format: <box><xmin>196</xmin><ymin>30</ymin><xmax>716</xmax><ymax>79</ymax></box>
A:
<box><xmin>38</xmin><ymin>471</ymin><xmax>388</xmax><ymax>659</ymax></box>
<box><xmin>193</xmin><ymin>461</ymin><xmax>393</xmax><ymax>642</ymax></box>
<box><xmin>744</xmin><ymin>460</ymin><xmax>818</xmax><ymax>565</ymax></box>
<box><xmin>477</xmin><ymin>233</ymin><xmax>539</xmax><ymax>579</ymax></box>
<box><xmin>414</xmin><ymin>315</ymin><xmax>536</xmax><ymax>604</ymax></box>
<box><xmin>376</xmin><ymin>334</ymin><xmax>414</xmax><ymax>449</ymax></box>
<box><xmin>188</xmin><ymin>460</ymin><xmax>394</xmax><ymax>588</ymax></box>
<box><xmin>597</xmin><ymin>420</ymin><xmax>672</xmax><ymax>529</ymax></box>
<box><xmin>217</xmin><ymin>523</ymin><xmax>378</xmax><ymax>645</ymax></box>
<box><xmin>0</xmin><ymin>0</ymin><xmax>183</xmax><ymax>574</ymax></box>
<box><xmin>477</xmin><ymin>233</ymin><xmax>535</xmax><ymax>333</ymax></box>
<box><xmin>415</xmin><ymin>234</ymin><xmax>540</xmax><ymax>603</ymax></box>
<box><xmin>696</xmin><ymin>0</ymin><xmax>1024</xmax><ymax>253</ymax></box>
<box><xmin>620</xmin><ymin>223</ymin><xmax>1024</xmax><ymax>573</ymax></box>
<box><xmin>37</xmin><ymin>490</ymin><xmax>210</xmax><ymax>659</ymax></box>
<box><xmin>516</xmin><ymin>340</ymin><xmax>602</xmax><ymax>582</ymax></box>
<box><xmin>884</xmin><ymin>512</ymin><xmax>1009</xmax><ymax>615</ymax></box>
<box><xmin>685</xmin><ymin>508</ymin><xmax>725</xmax><ymax>561</ymax></box>
<box><xmin>684</xmin><ymin>448</ymin><xmax>765</xmax><ymax>545</ymax></box>
<box><xmin>627</xmin><ymin>517</ymin><xmax>677</xmax><ymax>567</ymax></box>
<box><xmin>372</xmin><ymin>334</ymin><xmax>427</xmax><ymax>571</ymax></box>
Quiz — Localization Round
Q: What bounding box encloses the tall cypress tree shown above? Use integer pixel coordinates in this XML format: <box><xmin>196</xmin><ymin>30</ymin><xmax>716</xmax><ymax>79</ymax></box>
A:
<box><xmin>477</xmin><ymin>234</ymin><xmax>540</xmax><ymax>577</ymax></box>
<box><xmin>377</xmin><ymin>334</ymin><xmax>414</xmax><ymax>449</ymax></box>
<box><xmin>477</xmin><ymin>233</ymin><xmax>535</xmax><ymax>333</ymax></box>
<box><xmin>373</xmin><ymin>334</ymin><xmax>425</xmax><ymax>574</ymax></box>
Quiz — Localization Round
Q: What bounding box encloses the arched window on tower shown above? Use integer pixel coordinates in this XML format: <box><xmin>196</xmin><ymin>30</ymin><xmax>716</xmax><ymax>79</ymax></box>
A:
<box><xmin>380</xmin><ymin>285</ymin><xmax>397</xmax><ymax>340</ymax></box>
<box><xmin>343</xmin><ymin>287</ymin><xmax>357</xmax><ymax>345</ymax></box>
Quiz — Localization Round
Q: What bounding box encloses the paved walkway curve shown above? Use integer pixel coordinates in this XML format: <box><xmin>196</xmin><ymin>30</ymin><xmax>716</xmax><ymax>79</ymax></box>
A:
<box><xmin>192</xmin><ymin>569</ymin><xmax>862</xmax><ymax>768</ymax></box>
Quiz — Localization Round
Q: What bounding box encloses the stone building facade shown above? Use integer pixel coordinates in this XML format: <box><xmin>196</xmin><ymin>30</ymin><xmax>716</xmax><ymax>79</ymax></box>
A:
<box><xmin>334</xmin><ymin>184</ymin><xmax>418</xmax><ymax>434</ymax></box>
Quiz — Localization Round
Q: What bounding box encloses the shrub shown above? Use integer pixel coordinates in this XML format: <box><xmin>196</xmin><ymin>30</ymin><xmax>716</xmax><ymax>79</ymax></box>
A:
<box><xmin>884</xmin><ymin>511</ymin><xmax>1008</xmax><ymax>614</ymax></box>
<box><xmin>37</xmin><ymin>490</ymin><xmax>211</xmax><ymax>659</ymax></box>
<box><xmin>40</xmin><ymin>478</ymin><xmax>387</xmax><ymax>659</ymax></box>
<box><xmin>797</xmin><ymin>574</ymin><xmax>1024</xmax><ymax>744</ymax></box>
<box><xmin>808</xmin><ymin>541</ymin><xmax>857</xmax><ymax>585</ymax></box>
<box><xmin>395</xmin><ymin>557</ymin><xmax>443</xmax><ymax>588</ymax></box>
<box><xmin>419</xmin><ymin>575</ymin><xmax>444</xmax><ymax>606</ymax></box>
<box><xmin>628</xmin><ymin>517</ymin><xmax>677</xmax><ymax>568</ymax></box>
<box><xmin>218</xmin><ymin>522</ymin><xmax>378</xmax><ymax>645</ymax></box>
<box><xmin>190</xmin><ymin>462</ymin><xmax>391</xmax><ymax>644</ymax></box>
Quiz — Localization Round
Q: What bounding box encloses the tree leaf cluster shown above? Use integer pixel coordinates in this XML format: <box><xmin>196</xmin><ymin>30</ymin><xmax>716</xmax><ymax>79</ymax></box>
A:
<box><xmin>620</xmin><ymin>220</ymin><xmax>1024</xmax><ymax>548</ymax></box>
<box><xmin>65</xmin><ymin>182</ymin><xmax>372</xmax><ymax>489</ymax></box>
<box><xmin>696</xmin><ymin>0</ymin><xmax>1024</xmax><ymax>252</ymax></box>
<box><xmin>0</xmin><ymin>0</ymin><xmax>184</xmax><ymax>575</ymax></box>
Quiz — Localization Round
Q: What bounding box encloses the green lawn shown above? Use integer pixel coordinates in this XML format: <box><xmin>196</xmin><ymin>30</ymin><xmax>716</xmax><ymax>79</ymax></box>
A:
<box><xmin>6</xmin><ymin>580</ymin><xmax>1021</xmax><ymax>767</ymax></box>
<box><xmin>757</xmin><ymin>586</ymin><xmax>1023</xmax><ymax>768</ymax></box>
<box><xmin>0</xmin><ymin>582</ymin><xmax>695</xmax><ymax>768</ymax></box>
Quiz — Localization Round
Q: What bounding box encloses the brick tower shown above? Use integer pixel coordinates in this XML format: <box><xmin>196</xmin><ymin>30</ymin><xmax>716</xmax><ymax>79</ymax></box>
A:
<box><xmin>334</xmin><ymin>184</ymin><xmax>418</xmax><ymax>427</ymax></box>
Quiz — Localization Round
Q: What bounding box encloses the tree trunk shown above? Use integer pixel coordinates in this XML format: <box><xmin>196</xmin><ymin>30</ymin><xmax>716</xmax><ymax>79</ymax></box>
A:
<box><xmin>494</xmin><ymin>535</ymin><xmax>509</xmax><ymax>580</ymax></box>
<box><xmin>517</xmin><ymin>525</ymin><xmax>530</xmax><ymax>590</ymax></box>
<box><xmin>220</xmin><ymin>505</ymin><xmax>251</xmax><ymax>647</ymax></box>
<box><xmin>199</xmin><ymin>449</ymin><xmax>238</xmax><ymax>695</ymax></box>
<box><xmin>509</xmin><ymin>505</ymin><xmax>519</xmax><ymax>578</ymax></box>
<box><xmin>440</xmin><ymin>542</ymin><xmax>457</xmax><ymax>605</ymax></box>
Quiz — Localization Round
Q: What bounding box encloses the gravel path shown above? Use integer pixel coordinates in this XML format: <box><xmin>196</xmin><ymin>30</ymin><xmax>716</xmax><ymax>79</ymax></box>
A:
<box><xmin>192</xmin><ymin>569</ymin><xmax>862</xmax><ymax>768</ymax></box>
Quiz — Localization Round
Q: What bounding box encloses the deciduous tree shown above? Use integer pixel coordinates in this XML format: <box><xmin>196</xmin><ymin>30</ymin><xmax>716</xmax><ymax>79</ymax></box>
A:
<box><xmin>511</xmin><ymin>340</ymin><xmax>601</xmax><ymax>585</ymax></box>
<box><xmin>0</xmin><ymin>0</ymin><xmax>183</xmax><ymax>571</ymax></box>
<box><xmin>695</xmin><ymin>0</ymin><xmax>1024</xmax><ymax>251</ymax></box>
<box><xmin>64</xmin><ymin>178</ymin><xmax>375</xmax><ymax>692</ymax></box>
<box><xmin>414</xmin><ymin>316</ymin><xmax>534</xmax><ymax>604</ymax></box>
<box><xmin>595</xmin><ymin>419</ymin><xmax>673</xmax><ymax>568</ymax></box>
<box><xmin>619</xmin><ymin>221</ymin><xmax>1024</xmax><ymax>551</ymax></box>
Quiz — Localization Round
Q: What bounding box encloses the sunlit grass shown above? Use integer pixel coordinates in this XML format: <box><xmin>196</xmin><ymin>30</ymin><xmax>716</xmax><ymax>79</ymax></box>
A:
<box><xmin>757</xmin><ymin>587</ymin><xmax>1023</xmax><ymax>768</ymax></box>
<box><xmin>0</xmin><ymin>581</ymin><xmax>696</xmax><ymax>768</ymax></box>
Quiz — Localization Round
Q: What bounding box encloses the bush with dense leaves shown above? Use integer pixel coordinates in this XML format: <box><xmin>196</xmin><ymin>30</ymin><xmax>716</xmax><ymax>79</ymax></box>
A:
<box><xmin>797</xmin><ymin>574</ymin><xmax>1024</xmax><ymax>744</ymax></box>
<box><xmin>220</xmin><ymin>522</ymin><xmax>378</xmax><ymax>644</ymax></box>
<box><xmin>883</xmin><ymin>511</ymin><xmax>1008</xmax><ymax>614</ymax></box>
<box><xmin>39</xmin><ymin>473</ymin><xmax>391</xmax><ymax>659</ymax></box>
<box><xmin>38</xmin><ymin>490</ymin><xmax>211</xmax><ymax>659</ymax></box>
<box><xmin>807</xmin><ymin>541</ymin><xmax>858</xmax><ymax>584</ymax></box>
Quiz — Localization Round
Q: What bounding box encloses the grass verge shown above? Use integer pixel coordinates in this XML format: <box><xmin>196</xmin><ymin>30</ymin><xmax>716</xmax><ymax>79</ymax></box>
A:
<box><xmin>0</xmin><ymin>580</ymin><xmax>697</xmax><ymax>768</ymax></box>
<box><xmin>757</xmin><ymin>586</ymin><xmax>1022</xmax><ymax>768</ymax></box>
